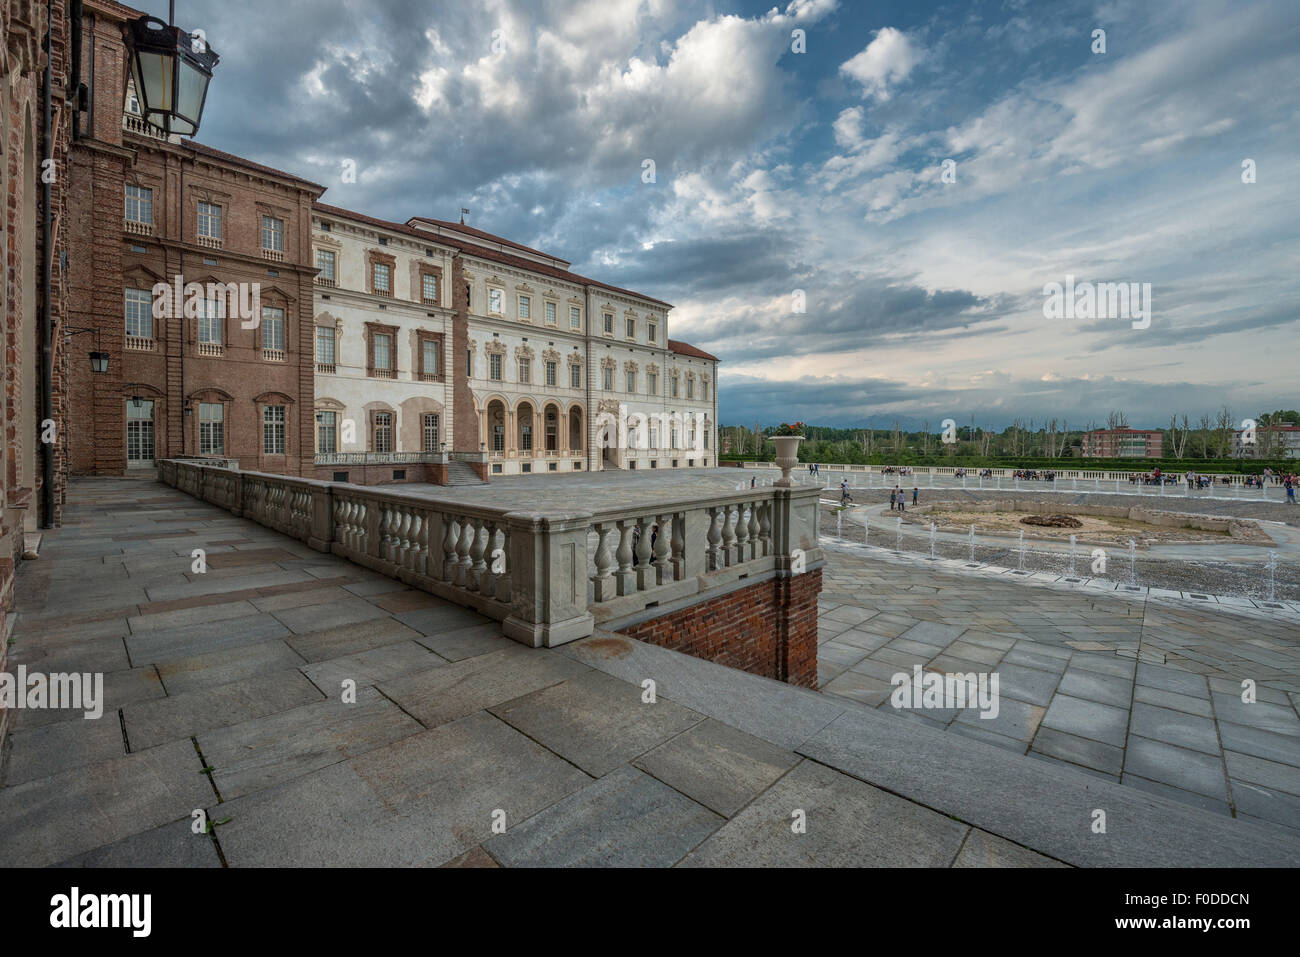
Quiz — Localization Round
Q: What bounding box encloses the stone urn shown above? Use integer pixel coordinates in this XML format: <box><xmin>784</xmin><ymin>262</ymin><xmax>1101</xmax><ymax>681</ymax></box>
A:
<box><xmin>772</xmin><ymin>435</ymin><xmax>804</xmax><ymax>487</ymax></box>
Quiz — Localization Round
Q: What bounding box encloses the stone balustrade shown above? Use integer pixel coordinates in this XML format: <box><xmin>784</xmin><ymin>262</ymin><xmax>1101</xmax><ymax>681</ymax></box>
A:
<box><xmin>741</xmin><ymin>461</ymin><xmax>1289</xmax><ymax>485</ymax></box>
<box><xmin>158</xmin><ymin>460</ymin><xmax>823</xmax><ymax>649</ymax></box>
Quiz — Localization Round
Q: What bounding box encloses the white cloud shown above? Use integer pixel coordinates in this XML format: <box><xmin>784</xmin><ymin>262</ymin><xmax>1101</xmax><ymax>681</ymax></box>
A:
<box><xmin>839</xmin><ymin>27</ymin><xmax>923</xmax><ymax>101</ymax></box>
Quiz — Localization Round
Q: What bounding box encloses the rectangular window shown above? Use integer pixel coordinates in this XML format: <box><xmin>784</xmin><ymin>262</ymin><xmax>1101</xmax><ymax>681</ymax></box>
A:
<box><xmin>647</xmin><ymin>372</ymin><xmax>657</xmax><ymax>395</ymax></box>
<box><xmin>648</xmin><ymin>322</ymin><xmax>657</xmax><ymax>342</ymax></box>
<box><xmin>374</xmin><ymin>412</ymin><xmax>393</xmax><ymax>454</ymax></box>
<box><xmin>198</xmin><ymin>298</ymin><xmax>224</xmax><ymax>346</ymax></box>
<box><xmin>542</xmin><ymin>361</ymin><xmax>554</xmax><ymax>386</ymax></box>
<box><xmin>261</xmin><ymin>215</ymin><xmax>284</xmax><ymax>251</ymax></box>
<box><xmin>467</xmin><ymin>349</ymin><xmax>473</xmax><ymax>376</ymax></box>
<box><xmin>489</xmin><ymin>353</ymin><xmax>502</xmax><ymax>380</ymax></box>
<box><xmin>545</xmin><ymin>301</ymin><xmax>556</xmax><ymax>324</ymax></box>
<box><xmin>489</xmin><ymin>288</ymin><xmax>503</xmax><ymax>313</ymax></box>
<box><xmin>520</xmin><ymin>420</ymin><xmax>533</xmax><ymax>452</ymax></box>
<box><xmin>603</xmin><ymin>313</ymin><xmax>613</xmax><ymax>334</ymax></box>
<box><xmin>702</xmin><ymin>379</ymin><xmax>708</xmax><ymax>400</ymax></box>
<box><xmin>422</xmin><ymin>338</ymin><xmax>439</xmax><ymax>379</ymax></box>
<box><xmin>263</xmin><ymin>405</ymin><xmax>286</xmax><ymax>455</ymax></box>
<box><xmin>316</xmin><ymin>326</ymin><xmax>336</xmax><ymax>366</ymax></box>
<box><xmin>602</xmin><ymin>366</ymin><xmax>613</xmax><ymax>390</ymax></box>
<box><xmin>626</xmin><ymin>318</ymin><xmax>636</xmax><ymax>339</ymax></box>
<box><xmin>518</xmin><ymin>357</ymin><xmax>531</xmax><ymax>384</ymax></box>
<box><xmin>687</xmin><ymin>378</ymin><xmax>695</xmax><ymax>399</ymax></box>
<box><xmin>125</xmin><ymin>288</ymin><xmax>154</xmax><ymax>339</ymax></box>
<box><xmin>423</xmin><ymin>413</ymin><xmax>440</xmax><ymax>452</ymax></box>
<box><xmin>373</xmin><ymin>332</ymin><xmax>392</xmax><ymax>373</ymax></box>
<box><xmin>422</xmin><ymin>273</ymin><xmax>438</xmax><ymax>302</ymax></box>
<box><xmin>316</xmin><ymin>248</ymin><xmax>336</xmax><ymax>281</ymax></box>
<box><xmin>261</xmin><ymin>306</ymin><xmax>285</xmax><ymax>353</ymax></box>
<box><xmin>316</xmin><ymin>410</ymin><xmax>337</xmax><ymax>453</ymax></box>
<box><xmin>197</xmin><ymin>201</ymin><xmax>222</xmax><ymax>239</ymax></box>
<box><xmin>626</xmin><ymin>370</ymin><xmax>636</xmax><ymax>392</ymax></box>
<box><xmin>199</xmin><ymin>403</ymin><xmax>224</xmax><ymax>455</ymax></box>
<box><xmin>372</xmin><ymin>262</ymin><xmax>391</xmax><ymax>294</ymax></box>
<box><xmin>125</xmin><ymin>185</ymin><xmax>153</xmax><ymax>224</ymax></box>
<box><xmin>518</xmin><ymin>295</ymin><xmax>531</xmax><ymax>320</ymax></box>
<box><xmin>570</xmin><ymin>306</ymin><xmax>581</xmax><ymax>329</ymax></box>
<box><xmin>704</xmin><ymin>427</ymin><xmax>710</xmax><ymax>449</ymax></box>
<box><xmin>570</xmin><ymin>364</ymin><xmax>581</xmax><ymax>388</ymax></box>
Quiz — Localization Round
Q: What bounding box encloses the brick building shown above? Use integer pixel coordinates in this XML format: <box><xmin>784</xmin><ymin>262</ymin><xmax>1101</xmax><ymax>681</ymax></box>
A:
<box><xmin>66</xmin><ymin>0</ymin><xmax>324</xmax><ymax>477</ymax></box>
<box><xmin>1081</xmin><ymin>428</ymin><xmax>1163</xmax><ymax>458</ymax></box>
<box><xmin>2</xmin><ymin>0</ymin><xmax>76</xmax><ymax>725</ymax></box>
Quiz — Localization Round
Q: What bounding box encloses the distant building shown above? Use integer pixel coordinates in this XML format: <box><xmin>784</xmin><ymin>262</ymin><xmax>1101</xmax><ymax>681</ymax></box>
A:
<box><xmin>1081</xmin><ymin>428</ymin><xmax>1163</xmax><ymax>458</ymax></box>
<box><xmin>1233</xmin><ymin>425</ymin><xmax>1300</xmax><ymax>459</ymax></box>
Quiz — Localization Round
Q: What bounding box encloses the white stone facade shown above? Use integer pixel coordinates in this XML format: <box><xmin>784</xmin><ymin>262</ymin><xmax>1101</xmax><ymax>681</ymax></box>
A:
<box><xmin>310</xmin><ymin>206</ymin><xmax>718</xmax><ymax>479</ymax></box>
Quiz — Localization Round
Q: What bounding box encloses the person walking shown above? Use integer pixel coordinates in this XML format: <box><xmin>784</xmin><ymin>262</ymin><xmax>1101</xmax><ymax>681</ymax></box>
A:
<box><xmin>912</xmin><ymin>486</ymin><xmax>919</xmax><ymax>506</ymax></box>
<box><xmin>889</xmin><ymin>488</ymin><xmax>896</xmax><ymax>511</ymax></box>
<box><xmin>840</xmin><ymin>481</ymin><xmax>853</xmax><ymax>506</ymax></box>
<box><xmin>1286</xmin><ymin>475</ymin><xmax>1296</xmax><ymax>505</ymax></box>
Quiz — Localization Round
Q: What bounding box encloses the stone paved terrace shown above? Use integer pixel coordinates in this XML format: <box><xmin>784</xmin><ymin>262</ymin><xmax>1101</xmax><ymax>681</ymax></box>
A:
<box><xmin>816</xmin><ymin>544</ymin><xmax>1300</xmax><ymax>829</ymax></box>
<box><xmin>1</xmin><ymin>476</ymin><xmax>1299</xmax><ymax>867</ymax></box>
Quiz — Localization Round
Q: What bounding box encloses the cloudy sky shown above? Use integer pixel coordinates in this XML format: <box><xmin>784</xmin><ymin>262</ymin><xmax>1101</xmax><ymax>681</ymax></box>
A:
<box><xmin>150</xmin><ymin>0</ymin><xmax>1299</xmax><ymax>430</ymax></box>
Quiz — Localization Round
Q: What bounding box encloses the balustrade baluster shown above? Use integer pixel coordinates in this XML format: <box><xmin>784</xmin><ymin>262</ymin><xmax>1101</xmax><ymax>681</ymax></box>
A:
<box><xmin>722</xmin><ymin>506</ymin><xmax>738</xmax><ymax>566</ymax></box>
<box><xmin>468</xmin><ymin>518</ymin><xmax>488</xmax><ymax>592</ymax></box>
<box><xmin>670</xmin><ymin>514</ymin><xmax>685</xmax><ymax>580</ymax></box>
<box><xmin>616</xmin><ymin>519</ymin><xmax>636</xmax><ymax>596</ymax></box>
<box><xmin>456</xmin><ymin>517</ymin><xmax>474</xmax><ymax>588</ymax></box>
<box><xmin>758</xmin><ymin>500</ymin><xmax>772</xmax><ymax>556</ymax></box>
<box><xmin>746</xmin><ymin>502</ymin><xmax>760</xmax><ymax>561</ymax></box>
<box><xmin>442</xmin><ymin>515</ymin><xmax>459</xmax><ymax>581</ymax></box>
<box><xmin>707</xmin><ymin>506</ymin><xmax>723</xmax><ymax>571</ymax></box>
<box><xmin>652</xmin><ymin>514</ymin><xmax>672</xmax><ymax>585</ymax></box>
<box><xmin>591</xmin><ymin>522</ymin><xmax>616</xmax><ymax>601</ymax></box>
<box><xmin>635</xmin><ymin>515</ymin><xmax>654</xmax><ymax>590</ymax></box>
<box><xmin>735</xmin><ymin>501</ymin><xmax>751</xmax><ymax>562</ymax></box>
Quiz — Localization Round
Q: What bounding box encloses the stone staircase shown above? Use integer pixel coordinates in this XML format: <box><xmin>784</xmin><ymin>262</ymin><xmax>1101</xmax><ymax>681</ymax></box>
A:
<box><xmin>444</xmin><ymin>460</ymin><xmax>487</xmax><ymax>486</ymax></box>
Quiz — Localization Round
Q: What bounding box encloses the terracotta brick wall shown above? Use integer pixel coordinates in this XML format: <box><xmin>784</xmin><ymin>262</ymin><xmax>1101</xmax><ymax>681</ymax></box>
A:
<box><xmin>619</xmin><ymin>568</ymin><xmax>822</xmax><ymax>688</ymax></box>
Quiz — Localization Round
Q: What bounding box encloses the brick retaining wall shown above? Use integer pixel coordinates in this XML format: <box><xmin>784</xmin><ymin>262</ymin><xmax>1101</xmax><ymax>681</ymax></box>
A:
<box><xmin>619</xmin><ymin>568</ymin><xmax>821</xmax><ymax>687</ymax></box>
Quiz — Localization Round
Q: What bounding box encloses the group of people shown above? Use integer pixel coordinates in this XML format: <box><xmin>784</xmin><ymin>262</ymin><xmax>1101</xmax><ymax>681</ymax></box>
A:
<box><xmin>1011</xmin><ymin>469</ymin><xmax>1055</xmax><ymax>481</ymax></box>
<box><xmin>887</xmin><ymin>486</ymin><xmax>919</xmax><ymax>511</ymax></box>
<box><xmin>1131</xmin><ymin>469</ymin><xmax>1179</xmax><ymax>486</ymax></box>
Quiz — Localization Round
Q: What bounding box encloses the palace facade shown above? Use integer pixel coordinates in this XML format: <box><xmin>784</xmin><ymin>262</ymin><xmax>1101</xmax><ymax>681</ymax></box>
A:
<box><xmin>308</xmin><ymin>205</ymin><xmax>718</xmax><ymax>482</ymax></box>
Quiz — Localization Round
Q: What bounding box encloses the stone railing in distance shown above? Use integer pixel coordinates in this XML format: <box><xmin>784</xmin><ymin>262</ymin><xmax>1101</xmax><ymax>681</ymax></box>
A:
<box><xmin>315</xmin><ymin>451</ymin><xmax>441</xmax><ymax>466</ymax></box>
<box><xmin>157</xmin><ymin>459</ymin><xmax>821</xmax><ymax>650</ymax></box>
<box><xmin>741</xmin><ymin>461</ymin><xmax>1290</xmax><ymax>487</ymax></box>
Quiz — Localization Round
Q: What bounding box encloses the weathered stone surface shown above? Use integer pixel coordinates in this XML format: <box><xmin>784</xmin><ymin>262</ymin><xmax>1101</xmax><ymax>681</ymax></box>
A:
<box><xmin>487</xmin><ymin>765</ymin><xmax>723</xmax><ymax>867</ymax></box>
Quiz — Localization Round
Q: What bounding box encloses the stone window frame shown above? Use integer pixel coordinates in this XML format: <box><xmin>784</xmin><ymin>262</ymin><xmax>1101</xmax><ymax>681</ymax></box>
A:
<box><xmin>516</xmin><ymin>288</ymin><xmax>534</xmax><ymax>322</ymax></box>
<box><xmin>254</xmin><ymin>287</ymin><xmax>293</xmax><ymax>356</ymax></box>
<box><xmin>486</xmin><ymin>277</ymin><xmax>507</xmax><ymax>316</ymax></box>
<box><xmin>366</xmin><ymin>248</ymin><xmax>397</xmax><ymax>297</ymax></box>
<box><xmin>485</xmin><ymin>338</ymin><xmax>507</xmax><ymax>381</ymax></box>
<box><xmin>186</xmin><ymin>273</ymin><xmax>232</xmax><ymax>355</ymax></box>
<box><xmin>370</xmin><ymin>407</ymin><xmax>396</xmax><ymax>454</ymax></box>
<box><xmin>624</xmin><ymin>311</ymin><xmax>637</xmax><ymax>341</ymax></box>
<box><xmin>418</xmin><ymin>264</ymin><xmax>442</xmax><ymax>305</ymax></box>
<box><xmin>314</xmin><ymin>397</ymin><xmax>346</xmax><ymax>453</ymax></box>
<box><xmin>190</xmin><ymin>388</ymin><xmax>233</xmax><ymax>457</ymax></box>
<box><xmin>314</xmin><ymin>315</ymin><xmax>342</xmax><ymax>371</ymax></box>
<box><xmin>647</xmin><ymin>319</ymin><xmax>658</xmax><ymax>343</ymax></box>
<box><xmin>515</xmin><ymin>344</ymin><xmax>536</xmax><ymax>385</ymax></box>
<box><xmin>255</xmin><ymin>391</ymin><xmax>296</xmax><ymax>457</ymax></box>
<box><xmin>601</xmin><ymin>304</ymin><xmax>615</xmax><ymax>337</ymax></box>
<box><xmin>416</xmin><ymin>331</ymin><xmax>445</xmax><ymax>382</ymax></box>
<box><xmin>543</xmin><ymin>297</ymin><xmax>558</xmax><ymax>326</ymax></box>
<box><xmin>600</xmin><ymin>355</ymin><xmax>617</xmax><ymax>391</ymax></box>
<box><xmin>195</xmin><ymin>199</ymin><xmax>224</xmax><ymax>240</ymax></box>
<box><xmin>567</xmin><ymin>351</ymin><xmax>583</xmax><ymax>389</ymax></box>
<box><xmin>365</xmin><ymin>320</ymin><xmax>400</xmax><ymax>378</ymax></box>
<box><xmin>568</xmin><ymin>298</ymin><xmax>583</xmax><ymax>330</ymax></box>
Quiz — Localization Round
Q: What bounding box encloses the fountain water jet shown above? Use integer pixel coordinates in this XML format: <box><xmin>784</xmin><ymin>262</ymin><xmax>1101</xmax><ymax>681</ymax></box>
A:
<box><xmin>1128</xmin><ymin>539</ymin><xmax>1137</xmax><ymax>587</ymax></box>
<box><xmin>896</xmin><ymin>516</ymin><xmax>903</xmax><ymax>551</ymax></box>
<box><xmin>1017</xmin><ymin>528</ymin><xmax>1026</xmax><ymax>571</ymax></box>
<box><xmin>1266</xmin><ymin>551</ymin><xmax>1278</xmax><ymax>602</ymax></box>
<box><xmin>968</xmin><ymin>524</ymin><xmax>976</xmax><ymax>563</ymax></box>
<box><xmin>1068</xmin><ymin>534</ymin><xmax>1077</xmax><ymax>578</ymax></box>
<box><xmin>929</xmin><ymin>522</ymin><xmax>937</xmax><ymax>560</ymax></box>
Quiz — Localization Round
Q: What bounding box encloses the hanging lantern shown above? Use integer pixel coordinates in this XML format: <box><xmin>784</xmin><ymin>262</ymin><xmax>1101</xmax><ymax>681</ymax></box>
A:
<box><xmin>123</xmin><ymin>16</ymin><xmax>219</xmax><ymax>137</ymax></box>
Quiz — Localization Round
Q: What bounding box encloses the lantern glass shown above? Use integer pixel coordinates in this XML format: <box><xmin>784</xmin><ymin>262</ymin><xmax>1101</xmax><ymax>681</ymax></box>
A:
<box><xmin>131</xmin><ymin>395</ymin><xmax>143</xmax><ymax>409</ymax></box>
<box><xmin>89</xmin><ymin>351</ymin><xmax>109</xmax><ymax>374</ymax></box>
<box><xmin>124</xmin><ymin>17</ymin><xmax>219</xmax><ymax>136</ymax></box>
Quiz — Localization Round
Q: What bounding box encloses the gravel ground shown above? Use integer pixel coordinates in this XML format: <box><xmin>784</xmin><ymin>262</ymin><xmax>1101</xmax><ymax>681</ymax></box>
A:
<box><xmin>818</xmin><ymin>495</ymin><xmax>1300</xmax><ymax>602</ymax></box>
